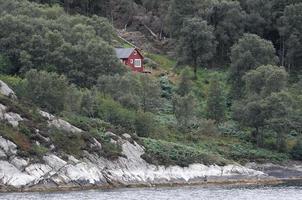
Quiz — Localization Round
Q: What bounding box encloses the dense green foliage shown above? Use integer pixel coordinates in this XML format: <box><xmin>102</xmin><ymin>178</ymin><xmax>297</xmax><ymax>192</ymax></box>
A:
<box><xmin>0</xmin><ymin>0</ymin><xmax>302</xmax><ymax>166</ymax></box>
<box><xmin>141</xmin><ymin>138</ymin><xmax>226</xmax><ymax>167</ymax></box>
<box><xmin>177</xmin><ymin>18</ymin><xmax>216</xmax><ymax>77</ymax></box>
<box><xmin>0</xmin><ymin>0</ymin><xmax>124</xmax><ymax>87</ymax></box>
<box><xmin>291</xmin><ymin>140</ymin><xmax>302</xmax><ymax>160</ymax></box>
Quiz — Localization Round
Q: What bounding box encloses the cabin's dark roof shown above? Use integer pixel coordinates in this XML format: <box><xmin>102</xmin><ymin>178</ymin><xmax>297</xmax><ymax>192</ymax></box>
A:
<box><xmin>115</xmin><ymin>48</ymin><xmax>135</xmax><ymax>59</ymax></box>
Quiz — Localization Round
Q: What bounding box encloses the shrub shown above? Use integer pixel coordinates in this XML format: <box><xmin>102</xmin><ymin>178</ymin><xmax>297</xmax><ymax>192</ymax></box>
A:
<box><xmin>160</xmin><ymin>76</ymin><xmax>174</xmax><ymax>99</ymax></box>
<box><xmin>144</xmin><ymin>57</ymin><xmax>159</xmax><ymax>69</ymax></box>
<box><xmin>0</xmin><ymin>94</ymin><xmax>43</xmax><ymax>122</ymax></box>
<box><xmin>96</xmin><ymin>73</ymin><xmax>162</xmax><ymax>113</ymax></box>
<box><xmin>291</xmin><ymin>140</ymin><xmax>302</xmax><ymax>160</ymax></box>
<box><xmin>63</xmin><ymin>113</ymin><xmax>111</xmax><ymax>132</ymax></box>
<box><xmin>218</xmin><ymin>121</ymin><xmax>247</xmax><ymax>139</ymax></box>
<box><xmin>88</xmin><ymin>129</ymin><xmax>123</xmax><ymax>160</ymax></box>
<box><xmin>96</xmin><ymin>96</ymin><xmax>136</xmax><ymax>131</ymax></box>
<box><xmin>134</xmin><ymin>111</ymin><xmax>156</xmax><ymax>137</ymax></box>
<box><xmin>21</xmin><ymin>70</ymin><xmax>70</xmax><ymax>114</ymax></box>
<box><xmin>0</xmin><ymin>123</ymin><xmax>31</xmax><ymax>152</ymax></box>
<box><xmin>30</xmin><ymin>144</ymin><xmax>48</xmax><ymax>158</ymax></box>
<box><xmin>191</xmin><ymin>119</ymin><xmax>219</xmax><ymax>140</ymax></box>
<box><xmin>0</xmin><ymin>54</ymin><xmax>13</xmax><ymax>74</ymax></box>
<box><xmin>0</xmin><ymin>75</ymin><xmax>24</xmax><ymax>94</ymax></box>
<box><xmin>49</xmin><ymin>128</ymin><xmax>85</xmax><ymax>158</ymax></box>
<box><xmin>228</xmin><ymin>144</ymin><xmax>289</xmax><ymax>163</ymax></box>
<box><xmin>141</xmin><ymin>138</ymin><xmax>226</xmax><ymax>167</ymax></box>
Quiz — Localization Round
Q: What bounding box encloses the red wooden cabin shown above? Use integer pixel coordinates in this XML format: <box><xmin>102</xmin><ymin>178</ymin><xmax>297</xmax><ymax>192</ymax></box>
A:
<box><xmin>115</xmin><ymin>48</ymin><xmax>144</xmax><ymax>73</ymax></box>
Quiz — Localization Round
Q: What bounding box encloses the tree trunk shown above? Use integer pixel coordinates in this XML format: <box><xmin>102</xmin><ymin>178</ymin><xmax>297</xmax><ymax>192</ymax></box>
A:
<box><xmin>193</xmin><ymin>59</ymin><xmax>197</xmax><ymax>79</ymax></box>
<box><xmin>255</xmin><ymin>127</ymin><xmax>263</xmax><ymax>147</ymax></box>
<box><xmin>276</xmin><ymin>131</ymin><xmax>286</xmax><ymax>152</ymax></box>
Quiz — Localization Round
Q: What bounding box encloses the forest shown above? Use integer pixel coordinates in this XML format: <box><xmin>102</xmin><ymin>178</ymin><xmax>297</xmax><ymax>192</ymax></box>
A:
<box><xmin>0</xmin><ymin>0</ymin><xmax>302</xmax><ymax>165</ymax></box>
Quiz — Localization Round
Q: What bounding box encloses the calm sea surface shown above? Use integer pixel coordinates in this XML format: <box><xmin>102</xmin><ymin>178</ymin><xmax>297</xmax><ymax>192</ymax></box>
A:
<box><xmin>1</xmin><ymin>184</ymin><xmax>302</xmax><ymax>200</ymax></box>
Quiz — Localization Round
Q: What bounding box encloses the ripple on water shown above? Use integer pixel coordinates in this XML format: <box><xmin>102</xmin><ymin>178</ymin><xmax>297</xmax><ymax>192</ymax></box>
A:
<box><xmin>1</xmin><ymin>185</ymin><xmax>302</xmax><ymax>200</ymax></box>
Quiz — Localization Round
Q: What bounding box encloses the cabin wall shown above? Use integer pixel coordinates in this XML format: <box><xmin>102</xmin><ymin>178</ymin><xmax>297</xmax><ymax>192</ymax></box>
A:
<box><xmin>125</xmin><ymin>51</ymin><xmax>144</xmax><ymax>72</ymax></box>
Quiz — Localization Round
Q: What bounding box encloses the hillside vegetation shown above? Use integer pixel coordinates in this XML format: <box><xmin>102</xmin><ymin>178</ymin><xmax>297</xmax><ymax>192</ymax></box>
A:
<box><xmin>0</xmin><ymin>0</ymin><xmax>302</xmax><ymax>166</ymax></box>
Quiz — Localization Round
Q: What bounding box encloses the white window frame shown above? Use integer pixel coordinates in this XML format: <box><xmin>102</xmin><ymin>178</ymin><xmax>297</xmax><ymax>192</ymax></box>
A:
<box><xmin>134</xmin><ymin>59</ymin><xmax>141</xmax><ymax>68</ymax></box>
<box><xmin>130</xmin><ymin>59</ymin><xmax>133</xmax><ymax>64</ymax></box>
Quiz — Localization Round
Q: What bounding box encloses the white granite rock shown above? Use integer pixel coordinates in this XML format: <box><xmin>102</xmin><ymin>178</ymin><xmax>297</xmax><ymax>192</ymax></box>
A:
<box><xmin>43</xmin><ymin>154</ymin><xmax>67</xmax><ymax>171</ymax></box>
<box><xmin>0</xmin><ymin>130</ymin><xmax>266</xmax><ymax>189</ymax></box>
<box><xmin>25</xmin><ymin>164</ymin><xmax>53</xmax><ymax>181</ymax></box>
<box><xmin>0</xmin><ymin>80</ymin><xmax>17</xmax><ymax>99</ymax></box>
<box><xmin>0</xmin><ymin>161</ymin><xmax>35</xmax><ymax>187</ymax></box>
<box><xmin>4</xmin><ymin>112</ymin><xmax>23</xmax><ymax>127</ymax></box>
<box><xmin>122</xmin><ymin>133</ymin><xmax>132</xmax><ymax>139</ymax></box>
<box><xmin>0</xmin><ymin>104</ymin><xmax>23</xmax><ymax>127</ymax></box>
<box><xmin>11</xmin><ymin>157</ymin><xmax>28</xmax><ymax>170</ymax></box>
<box><xmin>105</xmin><ymin>131</ymin><xmax>117</xmax><ymax>137</ymax></box>
<box><xmin>0</xmin><ymin>149</ymin><xmax>7</xmax><ymax>159</ymax></box>
<box><xmin>0</xmin><ymin>136</ymin><xmax>17</xmax><ymax>156</ymax></box>
<box><xmin>39</xmin><ymin>110</ymin><xmax>82</xmax><ymax>133</ymax></box>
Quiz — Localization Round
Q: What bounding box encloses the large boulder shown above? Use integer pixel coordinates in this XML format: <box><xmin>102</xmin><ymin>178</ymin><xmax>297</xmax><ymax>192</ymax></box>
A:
<box><xmin>39</xmin><ymin>110</ymin><xmax>82</xmax><ymax>133</ymax></box>
<box><xmin>0</xmin><ymin>136</ymin><xmax>17</xmax><ymax>156</ymax></box>
<box><xmin>0</xmin><ymin>104</ymin><xmax>23</xmax><ymax>127</ymax></box>
<box><xmin>0</xmin><ymin>80</ymin><xmax>17</xmax><ymax>99</ymax></box>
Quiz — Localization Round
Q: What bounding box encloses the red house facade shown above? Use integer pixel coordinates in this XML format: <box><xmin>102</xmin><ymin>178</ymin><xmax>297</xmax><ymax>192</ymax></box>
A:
<box><xmin>115</xmin><ymin>48</ymin><xmax>144</xmax><ymax>73</ymax></box>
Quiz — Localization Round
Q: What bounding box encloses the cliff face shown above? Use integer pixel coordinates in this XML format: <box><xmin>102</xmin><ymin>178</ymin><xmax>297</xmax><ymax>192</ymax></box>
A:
<box><xmin>0</xmin><ymin>80</ymin><xmax>278</xmax><ymax>192</ymax></box>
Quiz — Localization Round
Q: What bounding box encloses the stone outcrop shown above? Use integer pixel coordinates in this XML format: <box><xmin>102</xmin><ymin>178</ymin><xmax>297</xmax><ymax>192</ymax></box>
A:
<box><xmin>39</xmin><ymin>110</ymin><xmax>82</xmax><ymax>133</ymax></box>
<box><xmin>0</xmin><ymin>80</ymin><xmax>16</xmax><ymax>99</ymax></box>
<box><xmin>0</xmin><ymin>104</ymin><xmax>23</xmax><ymax>127</ymax></box>
<box><xmin>0</xmin><ymin>135</ymin><xmax>267</xmax><ymax>191</ymax></box>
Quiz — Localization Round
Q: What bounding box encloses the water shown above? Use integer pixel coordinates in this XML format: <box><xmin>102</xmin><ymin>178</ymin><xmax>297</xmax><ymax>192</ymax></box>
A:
<box><xmin>1</xmin><ymin>185</ymin><xmax>302</xmax><ymax>200</ymax></box>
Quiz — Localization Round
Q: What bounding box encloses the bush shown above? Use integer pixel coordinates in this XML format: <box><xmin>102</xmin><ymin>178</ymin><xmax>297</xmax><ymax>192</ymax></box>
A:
<box><xmin>49</xmin><ymin>128</ymin><xmax>85</xmax><ymax>158</ymax></box>
<box><xmin>144</xmin><ymin>57</ymin><xmax>159</xmax><ymax>69</ymax></box>
<box><xmin>160</xmin><ymin>76</ymin><xmax>174</xmax><ymax>99</ymax></box>
<box><xmin>62</xmin><ymin>112</ymin><xmax>111</xmax><ymax>132</ymax></box>
<box><xmin>30</xmin><ymin>144</ymin><xmax>48</xmax><ymax>158</ymax></box>
<box><xmin>0</xmin><ymin>95</ymin><xmax>43</xmax><ymax>123</ymax></box>
<box><xmin>191</xmin><ymin>119</ymin><xmax>219</xmax><ymax>140</ymax></box>
<box><xmin>96</xmin><ymin>73</ymin><xmax>162</xmax><ymax>113</ymax></box>
<box><xmin>96</xmin><ymin>96</ymin><xmax>136</xmax><ymax>131</ymax></box>
<box><xmin>291</xmin><ymin>140</ymin><xmax>302</xmax><ymax>160</ymax></box>
<box><xmin>228</xmin><ymin>144</ymin><xmax>289</xmax><ymax>163</ymax></box>
<box><xmin>0</xmin><ymin>75</ymin><xmax>24</xmax><ymax>94</ymax></box>
<box><xmin>21</xmin><ymin>70</ymin><xmax>71</xmax><ymax>114</ymax></box>
<box><xmin>89</xmin><ymin>129</ymin><xmax>123</xmax><ymax>160</ymax></box>
<box><xmin>0</xmin><ymin>122</ymin><xmax>30</xmax><ymax>148</ymax></box>
<box><xmin>0</xmin><ymin>54</ymin><xmax>13</xmax><ymax>74</ymax></box>
<box><xmin>134</xmin><ymin>111</ymin><xmax>156</xmax><ymax>137</ymax></box>
<box><xmin>141</xmin><ymin>138</ymin><xmax>226</xmax><ymax>167</ymax></box>
<box><xmin>218</xmin><ymin>121</ymin><xmax>247</xmax><ymax>138</ymax></box>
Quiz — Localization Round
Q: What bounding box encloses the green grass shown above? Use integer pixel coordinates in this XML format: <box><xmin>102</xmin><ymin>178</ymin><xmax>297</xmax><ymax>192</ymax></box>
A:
<box><xmin>113</xmin><ymin>36</ymin><xmax>135</xmax><ymax>48</ymax></box>
<box><xmin>145</xmin><ymin>53</ymin><xmax>177</xmax><ymax>70</ymax></box>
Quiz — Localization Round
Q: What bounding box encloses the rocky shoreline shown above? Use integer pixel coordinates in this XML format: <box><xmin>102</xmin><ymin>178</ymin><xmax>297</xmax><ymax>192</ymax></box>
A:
<box><xmin>1</xmin><ymin>131</ymin><xmax>302</xmax><ymax>193</ymax></box>
<box><xmin>1</xmin><ymin>80</ymin><xmax>302</xmax><ymax>193</ymax></box>
<box><xmin>1</xmin><ymin>174</ymin><xmax>302</xmax><ymax>193</ymax></box>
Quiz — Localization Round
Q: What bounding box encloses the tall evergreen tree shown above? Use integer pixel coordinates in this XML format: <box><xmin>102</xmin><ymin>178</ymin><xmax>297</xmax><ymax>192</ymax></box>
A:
<box><xmin>178</xmin><ymin>18</ymin><xmax>217</xmax><ymax>78</ymax></box>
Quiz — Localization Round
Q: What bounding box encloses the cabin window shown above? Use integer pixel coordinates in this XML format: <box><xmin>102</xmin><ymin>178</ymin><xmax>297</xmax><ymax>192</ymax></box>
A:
<box><xmin>134</xmin><ymin>59</ymin><xmax>141</xmax><ymax>68</ymax></box>
<box><xmin>130</xmin><ymin>59</ymin><xmax>133</xmax><ymax>64</ymax></box>
<box><xmin>134</xmin><ymin>51</ymin><xmax>137</xmax><ymax>55</ymax></box>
